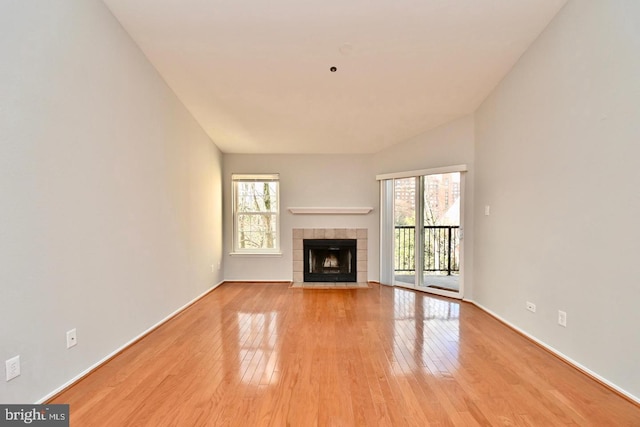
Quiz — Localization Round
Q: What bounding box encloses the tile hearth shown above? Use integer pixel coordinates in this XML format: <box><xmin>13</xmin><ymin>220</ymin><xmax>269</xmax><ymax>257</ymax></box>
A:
<box><xmin>290</xmin><ymin>282</ymin><xmax>370</xmax><ymax>289</ymax></box>
<box><xmin>292</xmin><ymin>228</ymin><xmax>368</xmax><ymax>284</ymax></box>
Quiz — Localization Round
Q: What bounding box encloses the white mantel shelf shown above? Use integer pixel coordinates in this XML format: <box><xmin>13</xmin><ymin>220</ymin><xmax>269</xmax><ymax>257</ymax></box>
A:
<box><xmin>287</xmin><ymin>207</ymin><xmax>373</xmax><ymax>215</ymax></box>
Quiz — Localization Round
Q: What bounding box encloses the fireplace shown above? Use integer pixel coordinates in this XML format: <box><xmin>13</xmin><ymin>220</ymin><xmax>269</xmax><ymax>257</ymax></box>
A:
<box><xmin>293</xmin><ymin>228</ymin><xmax>367</xmax><ymax>284</ymax></box>
<box><xmin>303</xmin><ymin>239</ymin><xmax>357</xmax><ymax>282</ymax></box>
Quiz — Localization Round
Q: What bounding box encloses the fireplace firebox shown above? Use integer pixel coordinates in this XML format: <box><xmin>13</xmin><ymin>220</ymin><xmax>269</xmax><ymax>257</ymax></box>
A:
<box><xmin>303</xmin><ymin>239</ymin><xmax>357</xmax><ymax>282</ymax></box>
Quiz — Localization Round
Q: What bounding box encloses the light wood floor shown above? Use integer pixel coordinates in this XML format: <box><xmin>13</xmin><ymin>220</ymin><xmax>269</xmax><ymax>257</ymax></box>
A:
<box><xmin>51</xmin><ymin>283</ymin><xmax>640</xmax><ymax>426</ymax></box>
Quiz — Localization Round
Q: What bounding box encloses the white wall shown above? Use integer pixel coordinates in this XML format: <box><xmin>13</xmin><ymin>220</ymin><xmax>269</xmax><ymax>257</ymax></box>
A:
<box><xmin>474</xmin><ymin>0</ymin><xmax>640</xmax><ymax>399</ymax></box>
<box><xmin>0</xmin><ymin>1</ymin><xmax>223</xmax><ymax>403</ymax></box>
<box><xmin>223</xmin><ymin>154</ymin><xmax>379</xmax><ymax>281</ymax></box>
<box><xmin>372</xmin><ymin>115</ymin><xmax>475</xmax><ymax>296</ymax></box>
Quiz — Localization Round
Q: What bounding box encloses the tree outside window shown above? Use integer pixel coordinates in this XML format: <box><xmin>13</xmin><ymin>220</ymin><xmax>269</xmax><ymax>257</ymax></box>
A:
<box><xmin>232</xmin><ymin>174</ymin><xmax>280</xmax><ymax>253</ymax></box>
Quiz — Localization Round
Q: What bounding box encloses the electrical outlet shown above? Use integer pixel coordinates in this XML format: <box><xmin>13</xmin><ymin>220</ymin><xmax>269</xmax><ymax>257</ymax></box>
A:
<box><xmin>66</xmin><ymin>329</ymin><xmax>77</xmax><ymax>348</ymax></box>
<box><xmin>211</xmin><ymin>264</ymin><xmax>215</xmax><ymax>273</ymax></box>
<box><xmin>526</xmin><ymin>302</ymin><xmax>536</xmax><ymax>313</ymax></box>
<box><xmin>558</xmin><ymin>311</ymin><xmax>567</xmax><ymax>327</ymax></box>
<box><xmin>5</xmin><ymin>356</ymin><xmax>20</xmax><ymax>382</ymax></box>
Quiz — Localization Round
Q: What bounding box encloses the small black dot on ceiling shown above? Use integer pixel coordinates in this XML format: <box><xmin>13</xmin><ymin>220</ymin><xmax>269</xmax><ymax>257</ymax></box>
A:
<box><xmin>330</xmin><ymin>66</ymin><xmax>337</xmax><ymax>72</ymax></box>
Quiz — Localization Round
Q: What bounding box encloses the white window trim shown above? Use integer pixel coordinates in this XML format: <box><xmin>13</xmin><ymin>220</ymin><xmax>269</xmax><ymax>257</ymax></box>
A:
<box><xmin>232</xmin><ymin>173</ymin><xmax>281</xmax><ymax>255</ymax></box>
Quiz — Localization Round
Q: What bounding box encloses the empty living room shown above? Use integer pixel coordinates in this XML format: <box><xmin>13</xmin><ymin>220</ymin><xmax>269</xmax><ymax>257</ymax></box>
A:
<box><xmin>2</xmin><ymin>0</ymin><xmax>639</xmax><ymax>425</ymax></box>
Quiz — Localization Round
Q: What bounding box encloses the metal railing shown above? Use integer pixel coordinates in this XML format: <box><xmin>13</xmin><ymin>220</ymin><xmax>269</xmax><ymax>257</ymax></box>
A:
<box><xmin>395</xmin><ymin>225</ymin><xmax>460</xmax><ymax>275</ymax></box>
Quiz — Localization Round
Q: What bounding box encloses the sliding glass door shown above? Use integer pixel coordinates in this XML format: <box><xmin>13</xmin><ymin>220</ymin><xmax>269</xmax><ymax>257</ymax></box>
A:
<box><xmin>393</xmin><ymin>178</ymin><xmax>417</xmax><ymax>287</ymax></box>
<box><xmin>420</xmin><ymin>173</ymin><xmax>461</xmax><ymax>296</ymax></box>
<box><xmin>391</xmin><ymin>171</ymin><xmax>463</xmax><ymax>299</ymax></box>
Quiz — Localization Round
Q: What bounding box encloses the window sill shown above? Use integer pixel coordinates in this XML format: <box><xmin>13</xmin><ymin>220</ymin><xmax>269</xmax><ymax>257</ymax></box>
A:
<box><xmin>230</xmin><ymin>252</ymin><xmax>283</xmax><ymax>257</ymax></box>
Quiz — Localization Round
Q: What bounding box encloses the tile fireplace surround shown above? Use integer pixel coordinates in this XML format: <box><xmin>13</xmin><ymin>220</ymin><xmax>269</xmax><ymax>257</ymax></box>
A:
<box><xmin>292</xmin><ymin>228</ymin><xmax>368</xmax><ymax>284</ymax></box>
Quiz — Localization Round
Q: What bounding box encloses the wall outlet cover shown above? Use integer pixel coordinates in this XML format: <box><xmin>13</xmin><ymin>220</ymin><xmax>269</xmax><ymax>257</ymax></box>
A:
<box><xmin>6</xmin><ymin>356</ymin><xmax>20</xmax><ymax>382</ymax></box>
<box><xmin>558</xmin><ymin>310</ymin><xmax>567</xmax><ymax>327</ymax></box>
<box><xmin>67</xmin><ymin>329</ymin><xmax>77</xmax><ymax>348</ymax></box>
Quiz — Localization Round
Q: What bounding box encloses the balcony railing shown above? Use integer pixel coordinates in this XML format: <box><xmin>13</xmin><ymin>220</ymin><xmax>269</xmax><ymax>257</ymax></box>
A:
<box><xmin>395</xmin><ymin>225</ymin><xmax>460</xmax><ymax>275</ymax></box>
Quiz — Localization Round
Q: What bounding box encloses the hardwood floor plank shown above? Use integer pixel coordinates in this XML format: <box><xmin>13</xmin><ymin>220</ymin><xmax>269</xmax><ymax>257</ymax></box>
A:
<box><xmin>50</xmin><ymin>283</ymin><xmax>640</xmax><ymax>426</ymax></box>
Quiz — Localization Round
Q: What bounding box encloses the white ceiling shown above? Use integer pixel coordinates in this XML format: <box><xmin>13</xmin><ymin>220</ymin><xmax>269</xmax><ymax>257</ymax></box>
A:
<box><xmin>102</xmin><ymin>0</ymin><xmax>566</xmax><ymax>154</ymax></box>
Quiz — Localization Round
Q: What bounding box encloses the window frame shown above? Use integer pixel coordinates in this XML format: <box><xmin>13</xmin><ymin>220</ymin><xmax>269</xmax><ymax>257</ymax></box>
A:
<box><xmin>231</xmin><ymin>173</ymin><xmax>281</xmax><ymax>255</ymax></box>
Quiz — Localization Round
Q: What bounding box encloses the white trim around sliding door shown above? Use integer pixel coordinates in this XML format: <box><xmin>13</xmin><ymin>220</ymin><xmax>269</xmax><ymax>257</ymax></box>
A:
<box><xmin>376</xmin><ymin>164</ymin><xmax>467</xmax><ymax>181</ymax></box>
<box><xmin>380</xmin><ymin>165</ymin><xmax>466</xmax><ymax>299</ymax></box>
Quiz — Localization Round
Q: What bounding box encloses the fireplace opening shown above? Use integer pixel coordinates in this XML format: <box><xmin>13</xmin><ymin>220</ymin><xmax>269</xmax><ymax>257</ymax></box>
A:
<box><xmin>303</xmin><ymin>239</ymin><xmax>357</xmax><ymax>282</ymax></box>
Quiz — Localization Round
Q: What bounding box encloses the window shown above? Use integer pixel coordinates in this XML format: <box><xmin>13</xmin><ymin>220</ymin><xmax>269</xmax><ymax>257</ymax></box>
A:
<box><xmin>232</xmin><ymin>174</ymin><xmax>280</xmax><ymax>253</ymax></box>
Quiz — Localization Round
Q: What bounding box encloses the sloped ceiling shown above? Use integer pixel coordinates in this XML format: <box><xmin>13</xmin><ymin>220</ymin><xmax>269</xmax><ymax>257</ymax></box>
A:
<box><xmin>102</xmin><ymin>0</ymin><xmax>567</xmax><ymax>153</ymax></box>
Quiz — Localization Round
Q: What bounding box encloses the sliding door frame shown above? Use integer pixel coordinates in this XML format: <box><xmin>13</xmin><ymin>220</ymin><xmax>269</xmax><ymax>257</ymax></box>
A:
<box><xmin>377</xmin><ymin>165</ymin><xmax>467</xmax><ymax>299</ymax></box>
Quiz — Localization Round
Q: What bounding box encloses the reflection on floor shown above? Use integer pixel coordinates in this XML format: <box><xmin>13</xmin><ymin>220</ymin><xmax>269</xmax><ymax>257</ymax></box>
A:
<box><xmin>390</xmin><ymin>287</ymin><xmax>460</xmax><ymax>376</ymax></box>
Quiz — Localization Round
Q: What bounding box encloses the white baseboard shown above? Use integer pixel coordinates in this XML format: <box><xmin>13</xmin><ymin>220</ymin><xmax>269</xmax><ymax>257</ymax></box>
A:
<box><xmin>465</xmin><ymin>298</ymin><xmax>640</xmax><ymax>405</ymax></box>
<box><xmin>37</xmin><ymin>281</ymin><xmax>224</xmax><ymax>403</ymax></box>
